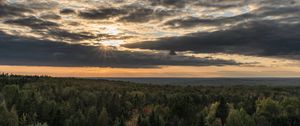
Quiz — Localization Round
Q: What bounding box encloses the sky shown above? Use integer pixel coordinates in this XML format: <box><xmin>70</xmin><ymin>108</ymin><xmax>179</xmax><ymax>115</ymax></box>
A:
<box><xmin>0</xmin><ymin>0</ymin><xmax>300</xmax><ymax>77</ymax></box>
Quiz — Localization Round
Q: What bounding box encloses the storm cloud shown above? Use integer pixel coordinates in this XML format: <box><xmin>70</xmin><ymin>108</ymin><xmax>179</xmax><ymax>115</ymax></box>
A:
<box><xmin>1</xmin><ymin>0</ymin><xmax>300</xmax><ymax>69</ymax></box>
<box><xmin>124</xmin><ymin>20</ymin><xmax>300</xmax><ymax>59</ymax></box>
<box><xmin>122</xmin><ymin>0</ymin><xmax>300</xmax><ymax>59</ymax></box>
<box><xmin>0</xmin><ymin>4</ymin><xmax>31</xmax><ymax>17</ymax></box>
<box><xmin>5</xmin><ymin>16</ymin><xmax>59</xmax><ymax>29</ymax></box>
<box><xmin>0</xmin><ymin>31</ymin><xmax>239</xmax><ymax>68</ymax></box>
<box><xmin>79</xmin><ymin>8</ymin><xmax>125</xmax><ymax>19</ymax></box>
<box><xmin>164</xmin><ymin>5</ymin><xmax>300</xmax><ymax>28</ymax></box>
<box><xmin>79</xmin><ymin>5</ymin><xmax>175</xmax><ymax>22</ymax></box>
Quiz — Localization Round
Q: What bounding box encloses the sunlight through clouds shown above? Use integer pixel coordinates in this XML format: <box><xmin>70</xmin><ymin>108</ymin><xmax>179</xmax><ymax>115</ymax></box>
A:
<box><xmin>1</xmin><ymin>0</ymin><xmax>300</xmax><ymax>77</ymax></box>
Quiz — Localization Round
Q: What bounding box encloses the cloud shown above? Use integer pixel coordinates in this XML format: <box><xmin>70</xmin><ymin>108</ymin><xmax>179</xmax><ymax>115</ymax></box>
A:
<box><xmin>149</xmin><ymin>0</ymin><xmax>188</xmax><ymax>7</ymax></box>
<box><xmin>123</xmin><ymin>1</ymin><xmax>300</xmax><ymax>59</ymax></box>
<box><xmin>148</xmin><ymin>0</ymin><xmax>251</xmax><ymax>9</ymax></box>
<box><xmin>79</xmin><ymin>4</ymin><xmax>175</xmax><ymax>22</ymax></box>
<box><xmin>0</xmin><ymin>4</ymin><xmax>31</xmax><ymax>17</ymax></box>
<box><xmin>5</xmin><ymin>16</ymin><xmax>59</xmax><ymax>29</ymax></box>
<box><xmin>3</xmin><ymin>16</ymin><xmax>99</xmax><ymax>42</ymax></box>
<box><xmin>79</xmin><ymin>8</ymin><xmax>125</xmax><ymax>19</ymax></box>
<box><xmin>0</xmin><ymin>0</ymin><xmax>5</xmax><ymax>5</ymax></box>
<box><xmin>40</xmin><ymin>13</ymin><xmax>61</xmax><ymax>20</ymax></box>
<box><xmin>124</xmin><ymin>20</ymin><xmax>300</xmax><ymax>59</ymax></box>
<box><xmin>3</xmin><ymin>16</ymin><xmax>130</xmax><ymax>43</ymax></box>
<box><xmin>1</xmin><ymin>0</ymin><xmax>299</xmax><ymax>69</ymax></box>
<box><xmin>164</xmin><ymin>13</ymin><xmax>253</xmax><ymax>28</ymax></box>
<box><xmin>149</xmin><ymin>0</ymin><xmax>298</xmax><ymax>8</ymax></box>
<box><xmin>47</xmin><ymin>29</ymin><xmax>96</xmax><ymax>41</ymax></box>
<box><xmin>0</xmin><ymin>31</ymin><xmax>240</xmax><ymax>68</ymax></box>
<box><xmin>164</xmin><ymin>4</ymin><xmax>300</xmax><ymax>28</ymax></box>
<box><xmin>119</xmin><ymin>6</ymin><xmax>174</xmax><ymax>23</ymax></box>
<box><xmin>60</xmin><ymin>8</ymin><xmax>76</xmax><ymax>15</ymax></box>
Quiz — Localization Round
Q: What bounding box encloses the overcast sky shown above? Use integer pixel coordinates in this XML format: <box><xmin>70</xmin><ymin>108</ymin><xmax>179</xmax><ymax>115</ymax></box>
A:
<box><xmin>1</xmin><ymin>0</ymin><xmax>300</xmax><ymax>77</ymax></box>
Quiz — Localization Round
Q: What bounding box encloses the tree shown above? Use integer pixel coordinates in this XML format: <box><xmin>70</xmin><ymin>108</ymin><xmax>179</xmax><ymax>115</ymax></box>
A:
<box><xmin>98</xmin><ymin>107</ymin><xmax>109</xmax><ymax>126</ymax></box>
<box><xmin>137</xmin><ymin>115</ymin><xmax>150</xmax><ymax>126</ymax></box>
<box><xmin>113</xmin><ymin>117</ymin><xmax>125</xmax><ymax>126</ymax></box>
<box><xmin>28</xmin><ymin>122</ymin><xmax>48</xmax><ymax>126</ymax></box>
<box><xmin>2</xmin><ymin>85</ymin><xmax>19</xmax><ymax>109</ymax></box>
<box><xmin>256</xmin><ymin>98</ymin><xmax>282</xmax><ymax>118</ymax></box>
<box><xmin>204</xmin><ymin>102</ymin><xmax>220</xmax><ymax>126</ymax></box>
<box><xmin>149</xmin><ymin>110</ymin><xmax>165</xmax><ymax>126</ymax></box>
<box><xmin>226</xmin><ymin>108</ymin><xmax>255</xmax><ymax>126</ymax></box>
<box><xmin>0</xmin><ymin>101</ymin><xmax>19</xmax><ymax>126</ymax></box>
<box><xmin>216</xmin><ymin>97</ymin><xmax>229</xmax><ymax>126</ymax></box>
<box><xmin>87</xmin><ymin>106</ymin><xmax>98</xmax><ymax>126</ymax></box>
<box><xmin>255</xmin><ymin>98</ymin><xmax>282</xmax><ymax>126</ymax></box>
<box><xmin>280</xmin><ymin>97</ymin><xmax>300</xmax><ymax>116</ymax></box>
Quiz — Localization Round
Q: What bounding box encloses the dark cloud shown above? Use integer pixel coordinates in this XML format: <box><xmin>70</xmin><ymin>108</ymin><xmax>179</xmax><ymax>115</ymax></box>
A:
<box><xmin>148</xmin><ymin>0</ymin><xmax>250</xmax><ymax>8</ymax></box>
<box><xmin>119</xmin><ymin>7</ymin><xmax>154</xmax><ymax>22</ymax></box>
<box><xmin>195</xmin><ymin>0</ymin><xmax>248</xmax><ymax>9</ymax></box>
<box><xmin>149</xmin><ymin>0</ymin><xmax>187</xmax><ymax>8</ymax></box>
<box><xmin>149</xmin><ymin>0</ymin><xmax>298</xmax><ymax>8</ymax></box>
<box><xmin>3</xmin><ymin>16</ymin><xmax>127</xmax><ymax>43</ymax></box>
<box><xmin>79</xmin><ymin>8</ymin><xmax>125</xmax><ymax>19</ymax></box>
<box><xmin>0</xmin><ymin>31</ymin><xmax>240</xmax><ymax>68</ymax></box>
<box><xmin>21</xmin><ymin>1</ymin><xmax>59</xmax><ymax>10</ymax></box>
<box><xmin>0</xmin><ymin>4</ymin><xmax>31</xmax><ymax>17</ymax></box>
<box><xmin>119</xmin><ymin>7</ymin><xmax>174</xmax><ymax>23</ymax></box>
<box><xmin>47</xmin><ymin>29</ymin><xmax>131</xmax><ymax>42</ymax></box>
<box><xmin>124</xmin><ymin>20</ymin><xmax>300</xmax><ymax>59</ymax></box>
<box><xmin>60</xmin><ymin>8</ymin><xmax>76</xmax><ymax>14</ymax></box>
<box><xmin>164</xmin><ymin>13</ymin><xmax>253</xmax><ymax>28</ymax></box>
<box><xmin>5</xmin><ymin>16</ymin><xmax>59</xmax><ymax>29</ymax></box>
<box><xmin>164</xmin><ymin>5</ymin><xmax>300</xmax><ymax>28</ymax></box>
<box><xmin>47</xmin><ymin>29</ymin><xmax>96</xmax><ymax>41</ymax></box>
<box><xmin>79</xmin><ymin>5</ymin><xmax>175</xmax><ymax>22</ymax></box>
<box><xmin>257</xmin><ymin>5</ymin><xmax>300</xmax><ymax>17</ymax></box>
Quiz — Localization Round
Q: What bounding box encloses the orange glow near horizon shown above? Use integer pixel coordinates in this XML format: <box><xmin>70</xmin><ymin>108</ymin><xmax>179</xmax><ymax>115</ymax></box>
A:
<box><xmin>1</xmin><ymin>65</ymin><xmax>300</xmax><ymax>78</ymax></box>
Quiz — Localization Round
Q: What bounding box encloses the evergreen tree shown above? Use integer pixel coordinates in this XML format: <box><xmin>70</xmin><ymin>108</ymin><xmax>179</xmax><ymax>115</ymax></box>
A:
<box><xmin>98</xmin><ymin>107</ymin><xmax>109</xmax><ymax>126</ymax></box>
<box><xmin>226</xmin><ymin>108</ymin><xmax>255</xmax><ymax>126</ymax></box>
<box><xmin>2</xmin><ymin>85</ymin><xmax>19</xmax><ymax>109</ymax></box>
<box><xmin>113</xmin><ymin>117</ymin><xmax>125</xmax><ymax>126</ymax></box>
<box><xmin>216</xmin><ymin>97</ymin><xmax>229</xmax><ymax>126</ymax></box>
<box><xmin>0</xmin><ymin>101</ymin><xmax>19</xmax><ymax>126</ymax></box>
<box><xmin>87</xmin><ymin>106</ymin><xmax>98</xmax><ymax>126</ymax></box>
<box><xmin>137</xmin><ymin>115</ymin><xmax>150</xmax><ymax>126</ymax></box>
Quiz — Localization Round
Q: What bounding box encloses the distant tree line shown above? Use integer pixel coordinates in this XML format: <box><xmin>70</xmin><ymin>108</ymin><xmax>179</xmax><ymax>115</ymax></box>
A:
<box><xmin>0</xmin><ymin>74</ymin><xmax>299</xmax><ymax>126</ymax></box>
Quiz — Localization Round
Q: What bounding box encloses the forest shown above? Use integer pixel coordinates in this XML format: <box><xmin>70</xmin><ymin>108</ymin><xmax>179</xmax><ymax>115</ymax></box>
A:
<box><xmin>0</xmin><ymin>74</ymin><xmax>299</xmax><ymax>126</ymax></box>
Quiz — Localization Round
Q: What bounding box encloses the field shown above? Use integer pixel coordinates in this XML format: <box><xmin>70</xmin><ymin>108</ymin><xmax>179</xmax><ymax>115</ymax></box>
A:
<box><xmin>0</xmin><ymin>74</ymin><xmax>300</xmax><ymax>126</ymax></box>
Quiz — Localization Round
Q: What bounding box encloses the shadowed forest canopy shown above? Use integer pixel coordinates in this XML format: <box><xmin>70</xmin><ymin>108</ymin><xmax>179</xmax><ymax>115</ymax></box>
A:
<box><xmin>0</xmin><ymin>74</ymin><xmax>299</xmax><ymax>126</ymax></box>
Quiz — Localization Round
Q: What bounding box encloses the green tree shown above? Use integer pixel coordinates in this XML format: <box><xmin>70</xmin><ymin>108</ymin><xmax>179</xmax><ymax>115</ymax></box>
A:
<box><xmin>256</xmin><ymin>98</ymin><xmax>282</xmax><ymax>117</ymax></box>
<box><xmin>255</xmin><ymin>98</ymin><xmax>282</xmax><ymax>126</ymax></box>
<box><xmin>28</xmin><ymin>122</ymin><xmax>48</xmax><ymax>126</ymax></box>
<box><xmin>113</xmin><ymin>117</ymin><xmax>125</xmax><ymax>126</ymax></box>
<box><xmin>149</xmin><ymin>110</ymin><xmax>165</xmax><ymax>126</ymax></box>
<box><xmin>226</xmin><ymin>108</ymin><xmax>255</xmax><ymax>126</ymax></box>
<box><xmin>204</xmin><ymin>102</ymin><xmax>220</xmax><ymax>126</ymax></box>
<box><xmin>216</xmin><ymin>97</ymin><xmax>229</xmax><ymax>126</ymax></box>
<box><xmin>137</xmin><ymin>115</ymin><xmax>150</xmax><ymax>126</ymax></box>
<box><xmin>0</xmin><ymin>101</ymin><xmax>19</xmax><ymax>126</ymax></box>
<box><xmin>87</xmin><ymin>106</ymin><xmax>98</xmax><ymax>126</ymax></box>
<box><xmin>98</xmin><ymin>107</ymin><xmax>109</xmax><ymax>126</ymax></box>
<box><xmin>280</xmin><ymin>97</ymin><xmax>300</xmax><ymax>116</ymax></box>
<box><xmin>2</xmin><ymin>85</ymin><xmax>19</xmax><ymax>109</ymax></box>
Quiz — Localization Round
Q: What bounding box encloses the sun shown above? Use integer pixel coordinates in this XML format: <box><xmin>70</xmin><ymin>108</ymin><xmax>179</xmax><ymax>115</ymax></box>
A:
<box><xmin>105</xmin><ymin>26</ymin><xmax>119</xmax><ymax>35</ymax></box>
<box><xmin>101</xmin><ymin>40</ymin><xmax>124</xmax><ymax>47</ymax></box>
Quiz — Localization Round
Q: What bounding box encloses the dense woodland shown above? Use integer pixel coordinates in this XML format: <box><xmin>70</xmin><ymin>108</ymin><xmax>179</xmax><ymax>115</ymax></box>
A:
<box><xmin>0</xmin><ymin>74</ymin><xmax>299</xmax><ymax>126</ymax></box>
